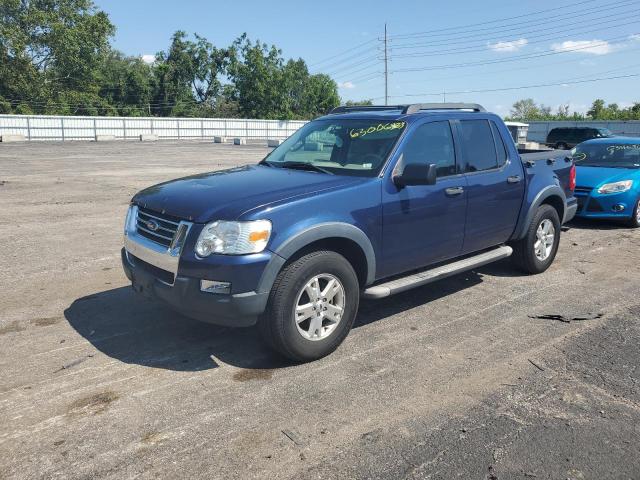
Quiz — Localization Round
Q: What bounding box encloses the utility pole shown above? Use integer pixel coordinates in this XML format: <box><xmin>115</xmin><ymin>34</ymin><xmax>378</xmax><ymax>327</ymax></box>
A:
<box><xmin>384</xmin><ymin>23</ymin><xmax>389</xmax><ymax>106</ymax></box>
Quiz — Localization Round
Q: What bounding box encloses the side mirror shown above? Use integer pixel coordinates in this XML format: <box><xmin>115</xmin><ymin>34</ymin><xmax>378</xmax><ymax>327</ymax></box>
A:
<box><xmin>394</xmin><ymin>163</ymin><xmax>437</xmax><ymax>188</ymax></box>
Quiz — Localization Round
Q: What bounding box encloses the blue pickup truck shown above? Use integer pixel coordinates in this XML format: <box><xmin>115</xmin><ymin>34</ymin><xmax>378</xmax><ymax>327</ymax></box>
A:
<box><xmin>122</xmin><ymin>103</ymin><xmax>577</xmax><ymax>361</ymax></box>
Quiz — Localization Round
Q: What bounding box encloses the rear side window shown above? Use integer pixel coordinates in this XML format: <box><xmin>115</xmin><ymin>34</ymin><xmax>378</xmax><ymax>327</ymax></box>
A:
<box><xmin>490</xmin><ymin>122</ymin><xmax>508</xmax><ymax>167</ymax></box>
<box><xmin>401</xmin><ymin>121</ymin><xmax>457</xmax><ymax>177</ymax></box>
<box><xmin>459</xmin><ymin>120</ymin><xmax>498</xmax><ymax>173</ymax></box>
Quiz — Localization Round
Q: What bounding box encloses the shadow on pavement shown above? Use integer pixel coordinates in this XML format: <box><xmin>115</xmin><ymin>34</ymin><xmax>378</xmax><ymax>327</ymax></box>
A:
<box><xmin>566</xmin><ymin>217</ymin><xmax>630</xmax><ymax>230</ymax></box>
<box><xmin>65</xmin><ymin>269</ymin><xmax>488</xmax><ymax>372</ymax></box>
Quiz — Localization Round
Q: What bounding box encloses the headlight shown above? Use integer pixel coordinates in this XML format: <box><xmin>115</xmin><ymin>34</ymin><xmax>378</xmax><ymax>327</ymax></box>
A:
<box><xmin>124</xmin><ymin>204</ymin><xmax>138</xmax><ymax>235</ymax></box>
<box><xmin>597</xmin><ymin>180</ymin><xmax>633</xmax><ymax>194</ymax></box>
<box><xmin>195</xmin><ymin>220</ymin><xmax>272</xmax><ymax>256</ymax></box>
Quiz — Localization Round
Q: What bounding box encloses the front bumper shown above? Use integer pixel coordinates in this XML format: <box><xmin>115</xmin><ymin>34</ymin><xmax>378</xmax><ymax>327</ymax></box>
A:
<box><xmin>574</xmin><ymin>189</ymin><xmax>637</xmax><ymax>219</ymax></box>
<box><xmin>122</xmin><ymin>248</ymin><xmax>269</xmax><ymax>326</ymax></box>
<box><xmin>121</xmin><ymin>205</ymin><xmax>280</xmax><ymax>327</ymax></box>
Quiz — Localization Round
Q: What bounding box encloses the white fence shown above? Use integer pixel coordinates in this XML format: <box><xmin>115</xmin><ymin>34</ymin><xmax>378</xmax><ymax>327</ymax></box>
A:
<box><xmin>526</xmin><ymin>121</ymin><xmax>640</xmax><ymax>143</ymax></box>
<box><xmin>0</xmin><ymin>114</ymin><xmax>308</xmax><ymax>141</ymax></box>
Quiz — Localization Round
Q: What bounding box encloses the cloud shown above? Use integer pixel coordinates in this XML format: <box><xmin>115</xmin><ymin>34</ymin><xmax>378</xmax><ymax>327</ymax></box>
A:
<box><xmin>487</xmin><ymin>38</ymin><xmax>528</xmax><ymax>52</ymax></box>
<box><xmin>141</xmin><ymin>54</ymin><xmax>156</xmax><ymax>64</ymax></box>
<box><xmin>629</xmin><ymin>34</ymin><xmax>640</xmax><ymax>42</ymax></box>
<box><xmin>550</xmin><ymin>40</ymin><xmax>612</xmax><ymax>55</ymax></box>
<box><xmin>338</xmin><ymin>81</ymin><xmax>355</xmax><ymax>89</ymax></box>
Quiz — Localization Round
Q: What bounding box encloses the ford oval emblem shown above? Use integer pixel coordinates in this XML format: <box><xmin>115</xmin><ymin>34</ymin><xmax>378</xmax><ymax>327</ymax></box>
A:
<box><xmin>146</xmin><ymin>219</ymin><xmax>159</xmax><ymax>231</ymax></box>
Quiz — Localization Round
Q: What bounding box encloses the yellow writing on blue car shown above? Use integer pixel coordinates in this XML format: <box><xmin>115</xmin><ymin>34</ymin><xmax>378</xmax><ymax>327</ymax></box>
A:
<box><xmin>606</xmin><ymin>144</ymin><xmax>640</xmax><ymax>154</ymax></box>
<box><xmin>349</xmin><ymin>122</ymin><xmax>406</xmax><ymax>139</ymax></box>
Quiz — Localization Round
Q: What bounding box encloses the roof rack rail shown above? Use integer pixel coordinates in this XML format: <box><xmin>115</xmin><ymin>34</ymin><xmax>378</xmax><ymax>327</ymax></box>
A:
<box><xmin>329</xmin><ymin>103</ymin><xmax>486</xmax><ymax>115</ymax></box>
<box><xmin>329</xmin><ymin>105</ymin><xmax>410</xmax><ymax>114</ymax></box>
<box><xmin>403</xmin><ymin>103</ymin><xmax>486</xmax><ymax>114</ymax></box>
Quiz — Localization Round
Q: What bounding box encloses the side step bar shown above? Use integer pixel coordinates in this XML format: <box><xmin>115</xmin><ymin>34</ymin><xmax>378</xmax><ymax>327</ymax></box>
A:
<box><xmin>362</xmin><ymin>245</ymin><xmax>513</xmax><ymax>299</ymax></box>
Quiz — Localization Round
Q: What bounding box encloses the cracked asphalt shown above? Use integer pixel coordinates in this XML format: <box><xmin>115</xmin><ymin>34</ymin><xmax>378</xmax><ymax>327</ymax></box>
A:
<box><xmin>0</xmin><ymin>141</ymin><xmax>639</xmax><ymax>479</ymax></box>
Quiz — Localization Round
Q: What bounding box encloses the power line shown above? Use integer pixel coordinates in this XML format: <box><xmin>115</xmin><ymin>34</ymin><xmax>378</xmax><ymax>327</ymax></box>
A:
<box><xmin>308</xmin><ymin>38</ymin><xmax>377</xmax><ymax>68</ymax></box>
<box><xmin>396</xmin><ymin>46</ymin><xmax>640</xmax><ymax>85</ymax></box>
<box><xmin>388</xmin><ymin>16</ymin><xmax>640</xmax><ymax>60</ymax></box>
<box><xmin>386</xmin><ymin>0</ymin><xmax>603</xmax><ymax>40</ymax></box>
<box><xmin>391</xmin><ymin>34</ymin><xmax>638</xmax><ymax>73</ymax></box>
<box><xmin>372</xmin><ymin>73</ymin><xmax>640</xmax><ymax>101</ymax></box>
<box><xmin>387</xmin><ymin>4</ymin><xmax>638</xmax><ymax>53</ymax></box>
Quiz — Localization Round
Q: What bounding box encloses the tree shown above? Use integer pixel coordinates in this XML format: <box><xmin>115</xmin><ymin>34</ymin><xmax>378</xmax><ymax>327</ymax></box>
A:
<box><xmin>0</xmin><ymin>5</ymin><xmax>341</xmax><ymax>118</ymax></box>
<box><xmin>0</xmin><ymin>0</ymin><xmax>115</xmax><ymax>112</ymax></box>
<box><xmin>587</xmin><ymin>99</ymin><xmax>606</xmax><ymax>119</ymax></box>
<box><xmin>226</xmin><ymin>34</ymin><xmax>339</xmax><ymax>119</ymax></box>
<box><xmin>345</xmin><ymin>99</ymin><xmax>373</xmax><ymax>106</ymax></box>
<box><xmin>510</xmin><ymin>99</ymin><xmax>540</xmax><ymax>120</ymax></box>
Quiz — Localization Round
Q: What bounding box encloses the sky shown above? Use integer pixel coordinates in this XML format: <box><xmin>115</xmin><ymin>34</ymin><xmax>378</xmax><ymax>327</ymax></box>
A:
<box><xmin>94</xmin><ymin>0</ymin><xmax>640</xmax><ymax>117</ymax></box>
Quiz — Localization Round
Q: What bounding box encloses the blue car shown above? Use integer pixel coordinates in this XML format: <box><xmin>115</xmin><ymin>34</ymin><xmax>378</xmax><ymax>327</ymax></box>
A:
<box><xmin>573</xmin><ymin>137</ymin><xmax>640</xmax><ymax>227</ymax></box>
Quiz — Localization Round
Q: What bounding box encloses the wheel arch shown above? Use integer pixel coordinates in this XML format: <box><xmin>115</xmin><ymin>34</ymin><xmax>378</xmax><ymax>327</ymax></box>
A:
<box><xmin>512</xmin><ymin>186</ymin><xmax>566</xmax><ymax>240</ymax></box>
<box><xmin>257</xmin><ymin>223</ymin><xmax>376</xmax><ymax>294</ymax></box>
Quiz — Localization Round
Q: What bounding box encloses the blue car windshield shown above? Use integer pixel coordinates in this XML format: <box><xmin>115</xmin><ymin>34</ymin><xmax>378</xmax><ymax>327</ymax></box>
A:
<box><xmin>262</xmin><ymin>119</ymin><xmax>406</xmax><ymax>177</ymax></box>
<box><xmin>573</xmin><ymin>143</ymin><xmax>640</xmax><ymax>169</ymax></box>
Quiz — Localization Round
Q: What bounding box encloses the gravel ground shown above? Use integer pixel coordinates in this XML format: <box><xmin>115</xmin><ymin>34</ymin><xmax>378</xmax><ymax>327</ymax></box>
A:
<box><xmin>0</xmin><ymin>141</ymin><xmax>639</xmax><ymax>480</ymax></box>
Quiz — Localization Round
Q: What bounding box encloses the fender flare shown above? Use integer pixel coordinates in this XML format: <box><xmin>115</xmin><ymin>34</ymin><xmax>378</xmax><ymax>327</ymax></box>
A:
<box><xmin>512</xmin><ymin>185</ymin><xmax>566</xmax><ymax>240</ymax></box>
<box><xmin>256</xmin><ymin>222</ymin><xmax>376</xmax><ymax>294</ymax></box>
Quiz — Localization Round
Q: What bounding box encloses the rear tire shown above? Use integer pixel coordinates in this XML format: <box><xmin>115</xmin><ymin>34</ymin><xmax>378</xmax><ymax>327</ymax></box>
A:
<box><xmin>627</xmin><ymin>198</ymin><xmax>640</xmax><ymax>228</ymax></box>
<box><xmin>511</xmin><ymin>205</ymin><xmax>561</xmax><ymax>274</ymax></box>
<box><xmin>258</xmin><ymin>250</ymin><xmax>360</xmax><ymax>362</ymax></box>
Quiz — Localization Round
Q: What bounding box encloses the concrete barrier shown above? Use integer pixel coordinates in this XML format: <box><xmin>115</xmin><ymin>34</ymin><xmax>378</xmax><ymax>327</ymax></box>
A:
<box><xmin>214</xmin><ymin>136</ymin><xmax>226</xmax><ymax>143</ymax></box>
<box><xmin>233</xmin><ymin>137</ymin><xmax>246</xmax><ymax>145</ymax></box>
<box><xmin>140</xmin><ymin>134</ymin><xmax>158</xmax><ymax>142</ymax></box>
<box><xmin>94</xmin><ymin>135</ymin><xmax>116</xmax><ymax>142</ymax></box>
<box><xmin>303</xmin><ymin>141</ymin><xmax>323</xmax><ymax>151</ymax></box>
<box><xmin>1</xmin><ymin>134</ymin><xmax>26</xmax><ymax>143</ymax></box>
<box><xmin>267</xmin><ymin>139</ymin><xmax>282</xmax><ymax>147</ymax></box>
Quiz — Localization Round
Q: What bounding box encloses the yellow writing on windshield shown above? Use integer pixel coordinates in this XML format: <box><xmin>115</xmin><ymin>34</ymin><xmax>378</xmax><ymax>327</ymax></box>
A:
<box><xmin>349</xmin><ymin>122</ymin><xmax>406</xmax><ymax>139</ymax></box>
<box><xmin>606</xmin><ymin>144</ymin><xmax>640</xmax><ymax>153</ymax></box>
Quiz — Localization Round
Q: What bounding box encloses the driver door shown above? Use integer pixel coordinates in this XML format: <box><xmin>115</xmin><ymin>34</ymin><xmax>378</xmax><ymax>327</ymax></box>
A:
<box><xmin>380</xmin><ymin>120</ymin><xmax>468</xmax><ymax>278</ymax></box>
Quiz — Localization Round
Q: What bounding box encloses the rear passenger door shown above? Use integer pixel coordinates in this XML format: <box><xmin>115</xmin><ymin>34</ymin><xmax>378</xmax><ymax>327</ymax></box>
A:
<box><xmin>454</xmin><ymin>119</ymin><xmax>525</xmax><ymax>254</ymax></box>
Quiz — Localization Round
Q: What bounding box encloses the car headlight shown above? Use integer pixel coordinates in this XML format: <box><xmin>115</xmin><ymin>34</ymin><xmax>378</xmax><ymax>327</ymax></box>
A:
<box><xmin>195</xmin><ymin>220</ymin><xmax>272</xmax><ymax>256</ymax></box>
<box><xmin>597</xmin><ymin>180</ymin><xmax>633</xmax><ymax>194</ymax></box>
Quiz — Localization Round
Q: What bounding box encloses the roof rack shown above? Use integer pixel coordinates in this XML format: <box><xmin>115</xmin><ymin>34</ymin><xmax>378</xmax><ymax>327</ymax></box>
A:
<box><xmin>329</xmin><ymin>103</ymin><xmax>486</xmax><ymax>115</ymax></box>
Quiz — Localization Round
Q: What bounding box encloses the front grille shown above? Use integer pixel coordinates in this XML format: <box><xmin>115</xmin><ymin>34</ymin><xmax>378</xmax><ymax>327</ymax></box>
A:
<box><xmin>136</xmin><ymin>207</ymin><xmax>181</xmax><ymax>247</ymax></box>
<box><xmin>587</xmin><ymin>199</ymin><xmax>604</xmax><ymax>212</ymax></box>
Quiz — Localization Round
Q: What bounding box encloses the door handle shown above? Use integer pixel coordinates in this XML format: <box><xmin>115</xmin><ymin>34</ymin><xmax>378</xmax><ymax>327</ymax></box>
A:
<box><xmin>445</xmin><ymin>186</ymin><xmax>464</xmax><ymax>196</ymax></box>
<box><xmin>507</xmin><ymin>175</ymin><xmax>521</xmax><ymax>184</ymax></box>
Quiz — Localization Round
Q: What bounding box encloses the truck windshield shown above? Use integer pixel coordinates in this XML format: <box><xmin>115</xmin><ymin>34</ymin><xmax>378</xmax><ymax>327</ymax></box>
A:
<box><xmin>573</xmin><ymin>143</ymin><xmax>640</xmax><ymax>169</ymax></box>
<box><xmin>262</xmin><ymin>119</ymin><xmax>406</xmax><ymax>177</ymax></box>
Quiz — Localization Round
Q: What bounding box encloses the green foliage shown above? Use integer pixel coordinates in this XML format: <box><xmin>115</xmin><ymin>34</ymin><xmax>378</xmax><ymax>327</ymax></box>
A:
<box><xmin>0</xmin><ymin>1</ymin><xmax>341</xmax><ymax>118</ymax></box>
<box><xmin>345</xmin><ymin>99</ymin><xmax>373</xmax><ymax>106</ymax></box>
<box><xmin>508</xmin><ymin>98</ymin><xmax>640</xmax><ymax>121</ymax></box>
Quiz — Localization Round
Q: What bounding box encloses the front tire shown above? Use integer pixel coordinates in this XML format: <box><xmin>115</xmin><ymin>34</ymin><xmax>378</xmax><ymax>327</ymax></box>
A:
<box><xmin>628</xmin><ymin>198</ymin><xmax>640</xmax><ymax>228</ymax></box>
<box><xmin>511</xmin><ymin>205</ymin><xmax>561</xmax><ymax>274</ymax></box>
<box><xmin>258</xmin><ymin>250</ymin><xmax>360</xmax><ymax>362</ymax></box>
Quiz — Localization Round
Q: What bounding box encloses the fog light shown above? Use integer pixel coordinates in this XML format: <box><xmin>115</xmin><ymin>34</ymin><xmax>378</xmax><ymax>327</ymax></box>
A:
<box><xmin>200</xmin><ymin>280</ymin><xmax>231</xmax><ymax>294</ymax></box>
<box><xmin>612</xmin><ymin>204</ymin><xmax>625</xmax><ymax>212</ymax></box>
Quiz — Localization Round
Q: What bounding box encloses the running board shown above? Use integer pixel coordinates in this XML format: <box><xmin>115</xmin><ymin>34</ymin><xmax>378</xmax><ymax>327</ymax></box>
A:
<box><xmin>362</xmin><ymin>245</ymin><xmax>513</xmax><ymax>299</ymax></box>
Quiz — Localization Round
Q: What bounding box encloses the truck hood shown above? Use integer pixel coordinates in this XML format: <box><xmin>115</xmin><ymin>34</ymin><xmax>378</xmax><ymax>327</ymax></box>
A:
<box><xmin>575</xmin><ymin>166</ymin><xmax>640</xmax><ymax>189</ymax></box>
<box><xmin>132</xmin><ymin>164</ymin><xmax>365</xmax><ymax>223</ymax></box>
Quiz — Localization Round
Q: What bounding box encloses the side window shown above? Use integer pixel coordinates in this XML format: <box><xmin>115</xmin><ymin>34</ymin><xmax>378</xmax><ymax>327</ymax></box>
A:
<box><xmin>490</xmin><ymin>122</ymin><xmax>508</xmax><ymax>167</ymax></box>
<box><xmin>459</xmin><ymin>120</ymin><xmax>498</xmax><ymax>173</ymax></box>
<box><xmin>401</xmin><ymin>121</ymin><xmax>456</xmax><ymax>177</ymax></box>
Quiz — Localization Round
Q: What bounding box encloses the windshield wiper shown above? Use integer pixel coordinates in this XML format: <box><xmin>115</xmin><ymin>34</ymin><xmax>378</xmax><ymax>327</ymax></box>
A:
<box><xmin>258</xmin><ymin>159</ymin><xmax>274</xmax><ymax>167</ymax></box>
<box><xmin>279</xmin><ymin>162</ymin><xmax>334</xmax><ymax>175</ymax></box>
